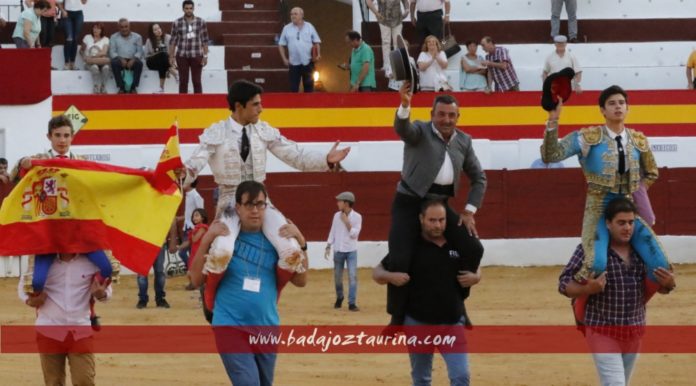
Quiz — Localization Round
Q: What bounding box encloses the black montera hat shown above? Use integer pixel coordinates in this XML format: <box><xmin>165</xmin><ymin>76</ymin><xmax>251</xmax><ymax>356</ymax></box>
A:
<box><xmin>541</xmin><ymin>67</ymin><xmax>575</xmax><ymax>111</ymax></box>
<box><xmin>389</xmin><ymin>35</ymin><xmax>419</xmax><ymax>93</ymax></box>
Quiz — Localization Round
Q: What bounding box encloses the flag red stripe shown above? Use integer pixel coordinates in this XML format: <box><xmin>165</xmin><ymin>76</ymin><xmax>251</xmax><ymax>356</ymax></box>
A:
<box><xmin>0</xmin><ymin>220</ymin><xmax>160</xmax><ymax>276</ymax></box>
<box><xmin>31</xmin><ymin>158</ymin><xmax>153</xmax><ymax>177</ymax></box>
<box><xmin>157</xmin><ymin>156</ymin><xmax>184</xmax><ymax>171</ymax></box>
<box><xmin>106</xmin><ymin>226</ymin><xmax>162</xmax><ymax>276</ymax></box>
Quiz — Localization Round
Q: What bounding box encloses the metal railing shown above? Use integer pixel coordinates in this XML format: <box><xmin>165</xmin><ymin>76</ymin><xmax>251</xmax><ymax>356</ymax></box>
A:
<box><xmin>279</xmin><ymin>0</ymin><xmax>289</xmax><ymax>26</ymax></box>
<box><xmin>0</xmin><ymin>1</ymin><xmax>23</xmax><ymax>22</ymax></box>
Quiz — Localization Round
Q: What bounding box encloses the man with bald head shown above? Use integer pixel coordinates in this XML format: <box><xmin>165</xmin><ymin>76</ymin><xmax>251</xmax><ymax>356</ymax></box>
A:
<box><xmin>278</xmin><ymin>7</ymin><xmax>321</xmax><ymax>92</ymax></box>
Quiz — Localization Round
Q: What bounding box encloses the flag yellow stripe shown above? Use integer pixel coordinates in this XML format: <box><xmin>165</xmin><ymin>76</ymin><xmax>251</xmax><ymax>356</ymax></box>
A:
<box><xmin>52</xmin><ymin>105</ymin><xmax>696</xmax><ymax>130</ymax></box>
<box><xmin>1</xmin><ymin>168</ymin><xmax>181</xmax><ymax>246</ymax></box>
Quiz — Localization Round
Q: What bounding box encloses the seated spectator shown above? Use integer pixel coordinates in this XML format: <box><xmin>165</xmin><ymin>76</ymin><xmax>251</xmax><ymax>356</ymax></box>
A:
<box><xmin>480</xmin><ymin>36</ymin><xmax>519</xmax><ymax>92</ymax></box>
<box><xmin>417</xmin><ymin>35</ymin><xmax>450</xmax><ymax>91</ymax></box>
<box><xmin>12</xmin><ymin>0</ymin><xmax>50</xmax><ymax>48</ymax></box>
<box><xmin>81</xmin><ymin>23</ymin><xmax>110</xmax><ymax>94</ymax></box>
<box><xmin>542</xmin><ymin>35</ymin><xmax>582</xmax><ymax>94</ymax></box>
<box><xmin>343</xmin><ymin>30</ymin><xmax>376</xmax><ymax>92</ymax></box>
<box><xmin>109</xmin><ymin>18</ymin><xmax>144</xmax><ymax>94</ymax></box>
<box><xmin>145</xmin><ymin>23</ymin><xmax>176</xmax><ymax>93</ymax></box>
<box><xmin>687</xmin><ymin>48</ymin><xmax>696</xmax><ymax>90</ymax></box>
<box><xmin>459</xmin><ymin>40</ymin><xmax>488</xmax><ymax>92</ymax></box>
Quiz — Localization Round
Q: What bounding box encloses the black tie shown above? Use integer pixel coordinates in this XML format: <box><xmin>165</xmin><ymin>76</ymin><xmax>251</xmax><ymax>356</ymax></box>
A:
<box><xmin>241</xmin><ymin>126</ymin><xmax>250</xmax><ymax>162</ymax></box>
<box><xmin>615</xmin><ymin>136</ymin><xmax>626</xmax><ymax>174</ymax></box>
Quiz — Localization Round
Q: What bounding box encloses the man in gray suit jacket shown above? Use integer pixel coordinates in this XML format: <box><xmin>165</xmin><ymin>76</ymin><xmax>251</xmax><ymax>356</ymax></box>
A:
<box><xmin>385</xmin><ymin>80</ymin><xmax>486</xmax><ymax>326</ymax></box>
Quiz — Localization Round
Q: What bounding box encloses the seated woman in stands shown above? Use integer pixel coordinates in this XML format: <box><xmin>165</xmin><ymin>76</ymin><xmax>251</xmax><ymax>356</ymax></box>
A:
<box><xmin>417</xmin><ymin>35</ymin><xmax>450</xmax><ymax>91</ymax></box>
<box><xmin>144</xmin><ymin>23</ymin><xmax>177</xmax><ymax>93</ymax></box>
<box><xmin>460</xmin><ymin>40</ymin><xmax>489</xmax><ymax>92</ymax></box>
<box><xmin>80</xmin><ymin>23</ymin><xmax>110</xmax><ymax>94</ymax></box>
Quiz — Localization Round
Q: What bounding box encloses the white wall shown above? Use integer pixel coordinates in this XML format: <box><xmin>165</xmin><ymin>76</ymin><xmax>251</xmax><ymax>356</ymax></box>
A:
<box><xmin>83</xmin><ymin>1</ymin><xmax>221</xmax><ymax>22</ymax></box>
<box><xmin>0</xmin><ymin>98</ymin><xmax>53</xmax><ymax>166</ymax></box>
<box><xmin>2</xmin><ymin>236</ymin><xmax>693</xmax><ymax>277</ymax></box>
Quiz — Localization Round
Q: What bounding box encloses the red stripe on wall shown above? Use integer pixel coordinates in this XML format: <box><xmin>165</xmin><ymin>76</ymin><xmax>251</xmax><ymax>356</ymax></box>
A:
<box><xmin>53</xmin><ymin>90</ymin><xmax>696</xmax><ymax>111</ymax></box>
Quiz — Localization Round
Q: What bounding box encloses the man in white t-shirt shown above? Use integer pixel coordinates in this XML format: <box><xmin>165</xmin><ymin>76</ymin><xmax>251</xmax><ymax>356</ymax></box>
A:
<box><xmin>542</xmin><ymin>35</ymin><xmax>582</xmax><ymax>94</ymax></box>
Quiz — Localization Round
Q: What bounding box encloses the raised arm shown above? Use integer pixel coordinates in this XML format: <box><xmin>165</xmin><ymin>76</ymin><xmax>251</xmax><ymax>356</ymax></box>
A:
<box><xmin>394</xmin><ymin>81</ymin><xmax>423</xmax><ymax>144</ymax></box>
<box><xmin>540</xmin><ymin>99</ymin><xmax>582</xmax><ymax>163</ymax></box>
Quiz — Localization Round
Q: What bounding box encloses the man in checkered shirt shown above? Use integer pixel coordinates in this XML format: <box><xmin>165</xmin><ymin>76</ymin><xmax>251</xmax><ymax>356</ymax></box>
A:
<box><xmin>169</xmin><ymin>0</ymin><xmax>209</xmax><ymax>94</ymax></box>
<box><xmin>558</xmin><ymin>197</ymin><xmax>676</xmax><ymax>386</ymax></box>
<box><xmin>480</xmin><ymin>36</ymin><xmax>519</xmax><ymax>92</ymax></box>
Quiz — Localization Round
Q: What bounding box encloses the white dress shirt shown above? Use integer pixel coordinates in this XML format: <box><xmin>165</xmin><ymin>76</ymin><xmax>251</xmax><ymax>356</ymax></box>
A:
<box><xmin>18</xmin><ymin>254</ymin><xmax>112</xmax><ymax>341</ymax></box>
<box><xmin>327</xmin><ymin>209</ymin><xmax>363</xmax><ymax>253</ymax></box>
<box><xmin>606</xmin><ymin>127</ymin><xmax>628</xmax><ymax>172</ymax></box>
<box><xmin>396</xmin><ymin>105</ymin><xmax>478</xmax><ymax>214</ymax></box>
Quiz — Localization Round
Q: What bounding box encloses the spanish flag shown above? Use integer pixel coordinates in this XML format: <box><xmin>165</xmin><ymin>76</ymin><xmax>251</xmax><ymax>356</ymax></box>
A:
<box><xmin>0</xmin><ymin>131</ymin><xmax>183</xmax><ymax>276</ymax></box>
<box><xmin>153</xmin><ymin>123</ymin><xmax>184</xmax><ymax>192</ymax></box>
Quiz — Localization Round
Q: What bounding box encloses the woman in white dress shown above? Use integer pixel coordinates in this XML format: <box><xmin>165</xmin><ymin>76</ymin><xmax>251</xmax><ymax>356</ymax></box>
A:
<box><xmin>80</xmin><ymin>23</ymin><xmax>110</xmax><ymax>94</ymax></box>
<box><xmin>417</xmin><ymin>35</ymin><xmax>449</xmax><ymax>91</ymax></box>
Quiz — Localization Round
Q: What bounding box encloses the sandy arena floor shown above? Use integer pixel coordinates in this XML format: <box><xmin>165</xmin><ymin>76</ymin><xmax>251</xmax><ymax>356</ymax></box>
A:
<box><xmin>1</xmin><ymin>264</ymin><xmax>694</xmax><ymax>385</ymax></box>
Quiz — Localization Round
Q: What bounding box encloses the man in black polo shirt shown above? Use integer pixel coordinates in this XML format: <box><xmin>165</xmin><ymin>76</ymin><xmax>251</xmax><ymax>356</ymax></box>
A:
<box><xmin>373</xmin><ymin>199</ymin><xmax>480</xmax><ymax>386</ymax></box>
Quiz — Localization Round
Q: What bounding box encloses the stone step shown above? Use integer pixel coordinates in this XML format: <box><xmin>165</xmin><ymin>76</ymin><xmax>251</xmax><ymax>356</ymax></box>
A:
<box><xmin>220</xmin><ymin>20</ymin><xmax>280</xmax><ymax>34</ymax></box>
<box><xmin>227</xmin><ymin>69</ymin><xmax>289</xmax><ymax>92</ymax></box>
<box><xmin>219</xmin><ymin>0</ymin><xmax>280</xmax><ymax>11</ymax></box>
<box><xmin>221</xmin><ymin>9</ymin><xmax>280</xmax><ymax>22</ymax></box>
<box><xmin>223</xmin><ymin>33</ymin><xmax>277</xmax><ymax>46</ymax></box>
<box><xmin>225</xmin><ymin>46</ymin><xmax>285</xmax><ymax>69</ymax></box>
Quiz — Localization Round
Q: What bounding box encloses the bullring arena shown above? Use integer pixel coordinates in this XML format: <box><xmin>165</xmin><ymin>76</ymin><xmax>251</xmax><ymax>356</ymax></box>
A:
<box><xmin>1</xmin><ymin>0</ymin><xmax>696</xmax><ymax>385</ymax></box>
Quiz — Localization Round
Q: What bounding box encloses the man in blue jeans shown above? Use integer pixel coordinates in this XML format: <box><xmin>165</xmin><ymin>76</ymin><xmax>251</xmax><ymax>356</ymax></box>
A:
<box><xmin>373</xmin><ymin>199</ymin><xmax>481</xmax><ymax>386</ymax></box>
<box><xmin>558</xmin><ymin>197</ymin><xmax>676</xmax><ymax>386</ymax></box>
<box><xmin>136</xmin><ymin>220</ymin><xmax>177</xmax><ymax>309</ymax></box>
<box><xmin>325</xmin><ymin>191</ymin><xmax>363</xmax><ymax>311</ymax></box>
<box><xmin>189</xmin><ymin>181</ymin><xmax>308</xmax><ymax>385</ymax></box>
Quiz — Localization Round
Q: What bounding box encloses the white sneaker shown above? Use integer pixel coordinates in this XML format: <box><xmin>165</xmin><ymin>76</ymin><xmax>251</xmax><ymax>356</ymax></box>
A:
<box><xmin>155</xmin><ymin>87</ymin><xmax>165</xmax><ymax>94</ymax></box>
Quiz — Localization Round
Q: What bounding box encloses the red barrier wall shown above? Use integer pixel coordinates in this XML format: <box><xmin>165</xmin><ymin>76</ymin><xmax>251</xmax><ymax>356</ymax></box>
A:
<box><xmin>191</xmin><ymin>167</ymin><xmax>696</xmax><ymax>241</ymax></box>
<box><xmin>0</xmin><ymin>49</ymin><xmax>51</xmax><ymax>105</ymax></box>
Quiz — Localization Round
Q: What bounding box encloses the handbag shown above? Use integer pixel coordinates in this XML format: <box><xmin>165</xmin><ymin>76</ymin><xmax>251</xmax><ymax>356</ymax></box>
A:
<box><xmin>121</xmin><ymin>69</ymin><xmax>134</xmax><ymax>92</ymax></box>
<box><xmin>441</xmin><ymin>24</ymin><xmax>461</xmax><ymax>58</ymax></box>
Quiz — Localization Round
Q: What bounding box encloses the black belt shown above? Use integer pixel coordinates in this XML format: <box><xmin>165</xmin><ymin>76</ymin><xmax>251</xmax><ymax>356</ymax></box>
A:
<box><xmin>428</xmin><ymin>183</ymin><xmax>454</xmax><ymax>197</ymax></box>
<box><xmin>417</xmin><ymin>9</ymin><xmax>443</xmax><ymax>15</ymax></box>
<box><xmin>400</xmin><ymin>179</ymin><xmax>454</xmax><ymax>197</ymax></box>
